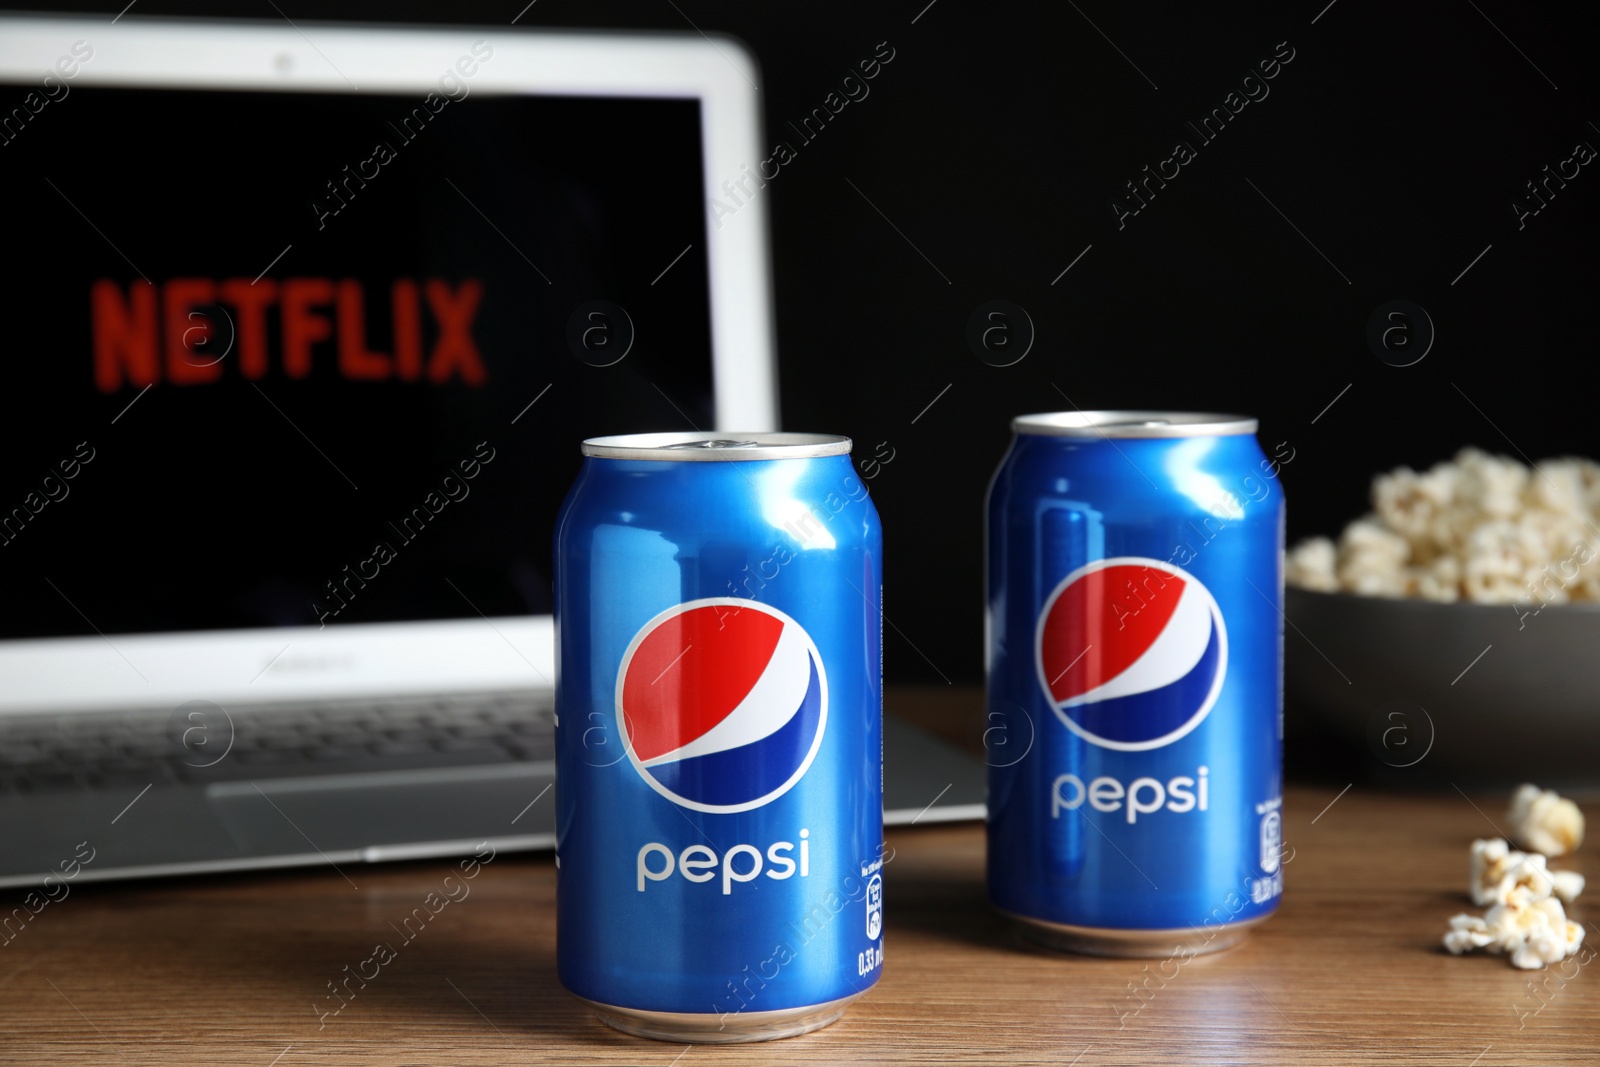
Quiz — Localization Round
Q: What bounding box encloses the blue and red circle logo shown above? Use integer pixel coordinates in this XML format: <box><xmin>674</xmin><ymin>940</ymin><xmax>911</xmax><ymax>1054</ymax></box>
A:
<box><xmin>1035</xmin><ymin>557</ymin><xmax>1227</xmax><ymax>751</ymax></box>
<box><xmin>616</xmin><ymin>599</ymin><xmax>828</xmax><ymax>813</ymax></box>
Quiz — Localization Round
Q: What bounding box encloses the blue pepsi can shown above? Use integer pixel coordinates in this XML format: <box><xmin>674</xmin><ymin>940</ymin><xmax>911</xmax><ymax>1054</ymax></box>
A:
<box><xmin>555</xmin><ymin>432</ymin><xmax>885</xmax><ymax>1042</ymax></box>
<box><xmin>986</xmin><ymin>412</ymin><xmax>1284</xmax><ymax>956</ymax></box>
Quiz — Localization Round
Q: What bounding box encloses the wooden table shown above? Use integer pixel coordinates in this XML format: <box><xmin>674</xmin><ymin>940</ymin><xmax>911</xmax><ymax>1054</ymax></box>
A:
<box><xmin>3</xmin><ymin>710</ymin><xmax>1595</xmax><ymax>1064</ymax></box>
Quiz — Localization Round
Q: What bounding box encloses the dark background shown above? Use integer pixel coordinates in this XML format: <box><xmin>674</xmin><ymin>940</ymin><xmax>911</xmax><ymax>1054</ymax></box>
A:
<box><xmin>8</xmin><ymin>0</ymin><xmax>1598</xmax><ymax>685</ymax></box>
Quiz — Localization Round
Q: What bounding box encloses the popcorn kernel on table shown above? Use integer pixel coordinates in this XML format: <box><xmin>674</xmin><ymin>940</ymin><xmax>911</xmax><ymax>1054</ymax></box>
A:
<box><xmin>1444</xmin><ymin>787</ymin><xmax>1585</xmax><ymax>970</ymax></box>
<box><xmin>1508</xmin><ymin>783</ymin><xmax>1585</xmax><ymax>857</ymax></box>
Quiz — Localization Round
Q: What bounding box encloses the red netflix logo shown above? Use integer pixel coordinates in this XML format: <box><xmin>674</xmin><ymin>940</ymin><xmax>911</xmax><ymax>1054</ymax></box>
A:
<box><xmin>91</xmin><ymin>277</ymin><xmax>486</xmax><ymax>392</ymax></box>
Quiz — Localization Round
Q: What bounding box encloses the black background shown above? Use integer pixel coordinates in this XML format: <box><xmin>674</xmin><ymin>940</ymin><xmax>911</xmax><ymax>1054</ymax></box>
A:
<box><xmin>6</xmin><ymin>0</ymin><xmax>1597</xmax><ymax>684</ymax></box>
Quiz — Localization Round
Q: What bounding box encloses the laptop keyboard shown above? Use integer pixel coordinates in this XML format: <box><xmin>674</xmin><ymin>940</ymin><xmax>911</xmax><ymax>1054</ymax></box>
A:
<box><xmin>0</xmin><ymin>693</ymin><xmax>555</xmax><ymax>794</ymax></box>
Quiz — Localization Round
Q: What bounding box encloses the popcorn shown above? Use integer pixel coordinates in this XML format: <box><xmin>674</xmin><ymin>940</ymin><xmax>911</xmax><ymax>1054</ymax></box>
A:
<box><xmin>1446</xmin><ymin>877</ymin><xmax>1586</xmax><ymax>969</ymax></box>
<box><xmin>1485</xmin><ymin>896</ymin><xmax>1585</xmax><ymax>970</ymax></box>
<box><xmin>1285</xmin><ymin>536</ymin><xmax>1337</xmax><ymax>592</ymax></box>
<box><xmin>1461</xmin><ymin>521</ymin><xmax>1542</xmax><ymax>604</ymax></box>
<box><xmin>1456</xmin><ymin>447</ymin><xmax>1529</xmax><ymax>519</ymax></box>
<box><xmin>1336</xmin><ymin>518</ymin><xmax>1410</xmax><ymax>597</ymax></box>
<box><xmin>1470</xmin><ymin>838</ymin><xmax>1584</xmax><ymax>906</ymax></box>
<box><xmin>1550</xmin><ymin>869</ymin><xmax>1586</xmax><ymax>904</ymax></box>
<box><xmin>1472</xmin><ymin>838</ymin><xmax>1533</xmax><ymax>905</ymax></box>
<box><xmin>1425</xmin><ymin>503</ymin><xmax>1481</xmax><ymax>560</ymax></box>
<box><xmin>1407</xmin><ymin>555</ymin><xmax>1460</xmax><ymax>603</ymax></box>
<box><xmin>1443</xmin><ymin>913</ymin><xmax>1493</xmax><ymax>954</ymax></box>
<box><xmin>1508</xmin><ymin>784</ymin><xmax>1585</xmax><ymax>856</ymax></box>
<box><xmin>1518</xmin><ymin>509</ymin><xmax>1589</xmax><ymax>566</ymax></box>
<box><xmin>1373</xmin><ymin>465</ymin><xmax>1455</xmax><ymax>554</ymax></box>
<box><xmin>1289</xmin><ymin>448</ymin><xmax>1600</xmax><ymax>604</ymax></box>
<box><xmin>1511</xmin><ymin>923</ymin><xmax>1583</xmax><ymax>971</ymax></box>
<box><xmin>1446</xmin><ymin>787</ymin><xmax>1587</xmax><ymax>969</ymax></box>
<box><xmin>1526</xmin><ymin>458</ymin><xmax>1598</xmax><ymax>520</ymax></box>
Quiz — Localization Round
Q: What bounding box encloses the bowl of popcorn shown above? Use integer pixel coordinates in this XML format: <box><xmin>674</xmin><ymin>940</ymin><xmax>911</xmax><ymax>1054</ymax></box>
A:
<box><xmin>1285</xmin><ymin>448</ymin><xmax>1600</xmax><ymax>783</ymax></box>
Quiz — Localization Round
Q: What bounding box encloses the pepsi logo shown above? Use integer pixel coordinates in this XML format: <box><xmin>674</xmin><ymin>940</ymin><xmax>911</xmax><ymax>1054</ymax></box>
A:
<box><xmin>616</xmin><ymin>599</ymin><xmax>828</xmax><ymax>813</ymax></box>
<box><xmin>1035</xmin><ymin>557</ymin><xmax>1227</xmax><ymax>751</ymax></box>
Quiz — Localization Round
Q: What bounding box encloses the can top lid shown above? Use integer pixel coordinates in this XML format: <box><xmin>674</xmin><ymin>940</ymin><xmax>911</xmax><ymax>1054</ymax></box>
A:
<box><xmin>582</xmin><ymin>431</ymin><xmax>852</xmax><ymax>461</ymax></box>
<box><xmin>1012</xmin><ymin>411</ymin><xmax>1258</xmax><ymax>438</ymax></box>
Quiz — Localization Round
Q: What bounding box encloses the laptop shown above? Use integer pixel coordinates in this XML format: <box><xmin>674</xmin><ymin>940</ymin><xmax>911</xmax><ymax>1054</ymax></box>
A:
<box><xmin>0</xmin><ymin>15</ymin><xmax>982</xmax><ymax>889</ymax></box>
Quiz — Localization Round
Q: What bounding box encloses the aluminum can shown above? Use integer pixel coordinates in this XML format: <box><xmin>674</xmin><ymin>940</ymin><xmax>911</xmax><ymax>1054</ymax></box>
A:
<box><xmin>555</xmin><ymin>432</ymin><xmax>885</xmax><ymax>1041</ymax></box>
<box><xmin>985</xmin><ymin>411</ymin><xmax>1284</xmax><ymax>956</ymax></box>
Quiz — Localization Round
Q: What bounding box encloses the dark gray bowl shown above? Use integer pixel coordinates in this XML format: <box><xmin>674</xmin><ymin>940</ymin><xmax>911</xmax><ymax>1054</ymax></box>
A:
<box><xmin>1284</xmin><ymin>587</ymin><xmax>1600</xmax><ymax>788</ymax></box>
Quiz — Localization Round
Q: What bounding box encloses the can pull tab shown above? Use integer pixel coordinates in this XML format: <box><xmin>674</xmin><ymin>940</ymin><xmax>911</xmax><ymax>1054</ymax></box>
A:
<box><xmin>1100</xmin><ymin>418</ymin><xmax>1171</xmax><ymax>429</ymax></box>
<box><xmin>660</xmin><ymin>439</ymin><xmax>763</xmax><ymax>450</ymax></box>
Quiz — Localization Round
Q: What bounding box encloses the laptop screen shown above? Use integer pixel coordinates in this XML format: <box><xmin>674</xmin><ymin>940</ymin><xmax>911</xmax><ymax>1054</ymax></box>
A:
<box><xmin>0</xmin><ymin>86</ymin><xmax>716</xmax><ymax>640</ymax></box>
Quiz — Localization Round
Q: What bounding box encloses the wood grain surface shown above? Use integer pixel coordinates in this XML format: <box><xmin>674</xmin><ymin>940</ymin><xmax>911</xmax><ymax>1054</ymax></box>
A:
<box><xmin>1</xmin><ymin>710</ymin><xmax>1594</xmax><ymax>1065</ymax></box>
